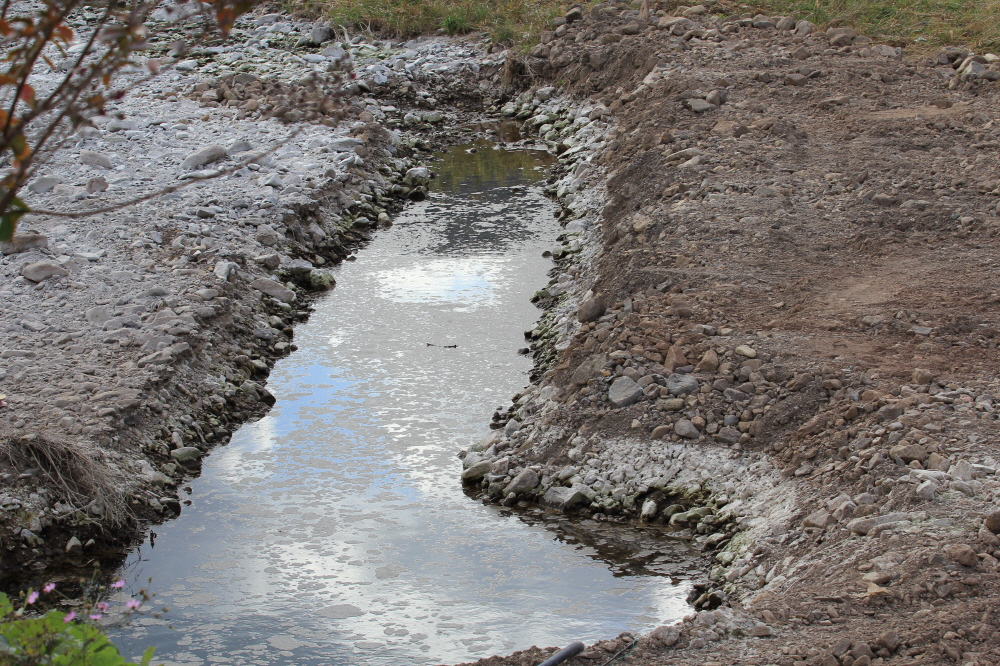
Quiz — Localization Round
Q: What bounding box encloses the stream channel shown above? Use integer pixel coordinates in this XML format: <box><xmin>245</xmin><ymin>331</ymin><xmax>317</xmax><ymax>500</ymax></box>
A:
<box><xmin>111</xmin><ymin>136</ymin><xmax>699</xmax><ymax>666</ymax></box>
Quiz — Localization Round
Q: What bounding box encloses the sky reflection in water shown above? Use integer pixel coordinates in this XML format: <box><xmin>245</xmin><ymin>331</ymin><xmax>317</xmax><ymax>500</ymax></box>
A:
<box><xmin>112</xmin><ymin>142</ymin><xmax>696</xmax><ymax>666</ymax></box>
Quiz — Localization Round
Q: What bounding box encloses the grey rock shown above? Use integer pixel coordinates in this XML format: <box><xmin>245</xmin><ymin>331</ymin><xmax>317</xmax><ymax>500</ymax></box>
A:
<box><xmin>22</xmin><ymin>261</ymin><xmax>68</xmax><ymax>282</ymax></box>
<box><xmin>889</xmin><ymin>443</ymin><xmax>927</xmax><ymax>463</ymax></box>
<box><xmin>403</xmin><ymin>166</ymin><xmax>431</xmax><ymax>185</ymax></box>
<box><xmin>609</xmin><ymin>376</ymin><xmax>643</xmax><ymax>408</ymax></box>
<box><xmin>181</xmin><ymin>145</ymin><xmax>227</xmax><ymax>170</ymax></box>
<box><xmin>284</xmin><ymin>258</ymin><xmax>314</xmax><ymax>278</ymax></box>
<box><xmin>28</xmin><ymin>176</ymin><xmax>62</xmax><ymax>193</ymax></box>
<box><xmin>310</xmin><ymin>24</ymin><xmax>333</xmax><ymax>45</ymax></box>
<box><xmin>255</xmin><ymin>253</ymin><xmax>281</xmax><ymax>270</ymax></box>
<box><xmin>674</xmin><ymin>419</ymin><xmax>700</xmax><ymax>439</ymax></box>
<box><xmin>847</xmin><ymin>511</ymin><xmax>909</xmax><ymax>535</ymax></box>
<box><xmin>716</xmin><ymin>427</ymin><xmax>741</xmax><ymax>445</ymax></box>
<box><xmin>328</xmin><ymin>138</ymin><xmax>363</xmax><ymax>152</ymax></box>
<box><xmin>949</xmin><ymin>459</ymin><xmax>973</xmax><ymax>482</ymax></box>
<box><xmin>875</xmin><ymin>403</ymin><xmax>903</xmax><ymax>422</ymax></box>
<box><xmin>227</xmin><ymin>140</ymin><xmax>254</xmax><ymax>153</ymax></box>
<box><xmin>170</xmin><ymin>446</ymin><xmax>202</xmax><ymax>462</ymax></box>
<box><xmin>462</xmin><ymin>460</ymin><xmax>491</xmax><ymax>482</ymax></box>
<box><xmin>650</xmin><ymin>625</ymin><xmax>680</xmax><ymax>646</ymax></box>
<box><xmin>250</xmin><ymin>277</ymin><xmax>296</xmax><ymax>303</ymax></box>
<box><xmin>137</xmin><ymin>348</ymin><xmax>174</xmax><ymax>367</ymax></box>
<box><xmin>640</xmin><ymin>498</ymin><xmax>658</xmax><ymax>520</ymax></box>
<box><xmin>535</xmin><ymin>86</ymin><xmax>556</xmax><ymax>101</ymax></box>
<box><xmin>240</xmin><ymin>379</ymin><xmax>276</xmax><ymax>405</ymax></box>
<box><xmin>80</xmin><ymin>150</ymin><xmax>113</xmax><ymax>168</ymax></box>
<box><xmin>915</xmin><ymin>480</ymin><xmax>938</xmax><ymax>501</ymax></box>
<box><xmin>86</xmin><ymin>176</ymin><xmax>109</xmax><ymax>193</ymax></box>
<box><xmin>504</xmin><ymin>468</ymin><xmax>540</xmax><ymax>495</ymax></box>
<box><xmin>213</xmin><ymin>261</ymin><xmax>239</xmax><ymax>281</ymax></box>
<box><xmin>259</xmin><ymin>173</ymin><xmax>283</xmax><ymax>189</ymax></box>
<box><xmin>1</xmin><ymin>231</ymin><xmax>48</xmax><ymax>255</ymax></box>
<box><xmin>85</xmin><ymin>305</ymin><xmax>111</xmax><ymax>325</ymax></box>
<box><xmin>577</xmin><ymin>295</ymin><xmax>606</xmax><ymax>323</ymax></box>
<box><xmin>985</xmin><ymin>511</ymin><xmax>1000</xmax><ymax>534</ymax></box>
<box><xmin>803</xmin><ymin>510</ymin><xmax>835</xmax><ymax>528</ymax></box>
<box><xmin>309</xmin><ymin>270</ymin><xmax>336</xmax><ymax>291</ymax></box>
<box><xmin>322</xmin><ymin>45</ymin><xmax>347</xmax><ymax>61</ymax></box>
<box><xmin>106</xmin><ymin>119</ymin><xmax>137</xmax><ymax>132</ymax></box>
<box><xmin>541</xmin><ymin>486</ymin><xmax>588</xmax><ymax>511</ymax></box>
<box><xmin>665</xmin><ymin>373</ymin><xmax>699</xmax><ymax>396</ymax></box>
<box><xmin>686</xmin><ymin>98</ymin><xmax>714</xmax><ymax>113</ymax></box>
<box><xmin>949</xmin><ymin>480</ymin><xmax>974</xmax><ymax>496</ymax></box>
<box><xmin>65</xmin><ymin>536</ymin><xmax>83</xmax><ymax>553</ymax></box>
<box><xmin>572</xmin><ymin>354</ymin><xmax>607</xmax><ymax>385</ymax></box>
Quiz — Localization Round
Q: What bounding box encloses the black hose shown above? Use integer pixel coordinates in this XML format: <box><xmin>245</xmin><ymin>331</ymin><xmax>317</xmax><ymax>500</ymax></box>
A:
<box><xmin>536</xmin><ymin>641</ymin><xmax>585</xmax><ymax>666</ymax></box>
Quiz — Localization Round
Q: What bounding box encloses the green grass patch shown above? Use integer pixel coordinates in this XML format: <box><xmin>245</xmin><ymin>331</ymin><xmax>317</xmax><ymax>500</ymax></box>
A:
<box><xmin>291</xmin><ymin>0</ymin><xmax>999</xmax><ymax>54</ymax></box>
<box><xmin>303</xmin><ymin>0</ymin><xmax>580</xmax><ymax>46</ymax></box>
<box><xmin>708</xmin><ymin>0</ymin><xmax>1000</xmax><ymax>52</ymax></box>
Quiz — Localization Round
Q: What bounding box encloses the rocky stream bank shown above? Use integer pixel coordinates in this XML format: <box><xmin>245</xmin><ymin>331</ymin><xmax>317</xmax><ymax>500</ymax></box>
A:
<box><xmin>0</xmin><ymin>2</ymin><xmax>511</xmax><ymax>582</ymax></box>
<box><xmin>4</xmin><ymin>1</ymin><xmax>1000</xmax><ymax>665</ymax></box>
<box><xmin>455</xmin><ymin>2</ymin><xmax>1000</xmax><ymax>665</ymax></box>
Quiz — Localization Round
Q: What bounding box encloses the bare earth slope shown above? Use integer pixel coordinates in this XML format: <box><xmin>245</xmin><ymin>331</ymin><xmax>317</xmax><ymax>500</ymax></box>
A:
<box><xmin>459</xmin><ymin>4</ymin><xmax>1000</xmax><ymax>666</ymax></box>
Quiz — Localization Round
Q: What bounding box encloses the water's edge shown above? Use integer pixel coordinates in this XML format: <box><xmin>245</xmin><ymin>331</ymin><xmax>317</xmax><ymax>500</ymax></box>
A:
<box><xmin>108</xmin><ymin>139</ymin><xmax>697</xmax><ymax>666</ymax></box>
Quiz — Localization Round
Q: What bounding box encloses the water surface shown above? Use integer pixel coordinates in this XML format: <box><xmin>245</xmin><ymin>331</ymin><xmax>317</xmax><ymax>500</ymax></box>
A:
<box><xmin>113</xmin><ymin>141</ymin><xmax>696</xmax><ymax>666</ymax></box>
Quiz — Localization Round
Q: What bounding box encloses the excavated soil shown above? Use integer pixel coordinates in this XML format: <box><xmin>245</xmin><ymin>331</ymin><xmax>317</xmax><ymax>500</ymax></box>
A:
<box><xmin>457</xmin><ymin>3</ymin><xmax>1000</xmax><ymax>666</ymax></box>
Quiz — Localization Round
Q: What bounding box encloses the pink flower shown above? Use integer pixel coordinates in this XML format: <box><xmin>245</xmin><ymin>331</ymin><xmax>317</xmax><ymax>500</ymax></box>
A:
<box><xmin>125</xmin><ymin>599</ymin><xmax>141</xmax><ymax>611</ymax></box>
<box><xmin>63</xmin><ymin>612</ymin><xmax>76</xmax><ymax>623</ymax></box>
<box><xmin>110</xmin><ymin>580</ymin><xmax>125</xmax><ymax>589</ymax></box>
<box><xmin>96</xmin><ymin>602</ymin><xmax>110</xmax><ymax>612</ymax></box>
<box><xmin>26</xmin><ymin>591</ymin><xmax>38</xmax><ymax>605</ymax></box>
<box><xmin>89</xmin><ymin>613</ymin><xmax>102</xmax><ymax>620</ymax></box>
<box><xmin>43</xmin><ymin>583</ymin><xmax>56</xmax><ymax>593</ymax></box>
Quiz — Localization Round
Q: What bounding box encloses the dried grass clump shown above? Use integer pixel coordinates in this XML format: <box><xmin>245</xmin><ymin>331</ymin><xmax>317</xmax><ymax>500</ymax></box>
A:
<box><xmin>0</xmin><ymin>431</ymin><xmax>132</xmax><ymax>528</ymax></box>
<box><xmin>304</xmin><ymin>0</ymin><xmax>576</xmax><ymax>48</ymax></box>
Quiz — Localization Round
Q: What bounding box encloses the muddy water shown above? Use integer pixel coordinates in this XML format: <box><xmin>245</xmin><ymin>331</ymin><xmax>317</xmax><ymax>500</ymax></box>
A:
<box><xmin>112</xmin><ymin>140</ymin><xmax>698</xmax><ymax>666</ymax></box>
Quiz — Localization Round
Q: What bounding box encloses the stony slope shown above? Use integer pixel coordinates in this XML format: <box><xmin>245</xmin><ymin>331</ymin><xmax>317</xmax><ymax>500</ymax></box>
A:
<box><xmin>457</xmin><ymin>3</ymin><xmax>1000</xmax><ymax>665</ymax></box>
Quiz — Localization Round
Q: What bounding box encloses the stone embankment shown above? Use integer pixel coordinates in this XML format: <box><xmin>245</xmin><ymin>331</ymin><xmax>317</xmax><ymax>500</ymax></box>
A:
<box><xmin>0</xmin><ymin>3</ymin><xmax>505</xmax><ymax>578</ymax></box>
<box><xmin>457</xmin><ymin>3</ymin><xmax>1000</xmax><ymax>665</ymax></box>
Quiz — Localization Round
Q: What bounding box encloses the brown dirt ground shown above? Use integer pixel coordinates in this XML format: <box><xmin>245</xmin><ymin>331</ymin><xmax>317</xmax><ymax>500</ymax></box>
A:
<box><xmin>458</xmin><ymin>4</ymin><xmax>1000</xmax><ymax>666</ymax></box>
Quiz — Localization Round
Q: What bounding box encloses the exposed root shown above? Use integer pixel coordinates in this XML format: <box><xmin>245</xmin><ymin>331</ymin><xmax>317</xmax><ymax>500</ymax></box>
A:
<box><xmin>0</xmin><ymin>431</ymin><xmax>132</xmax><ymax>528</ymax></box>
<box><xmin>500</xmin><ymin>55</ymin><xmax>528</xmax><ymax>94</ymax></box>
